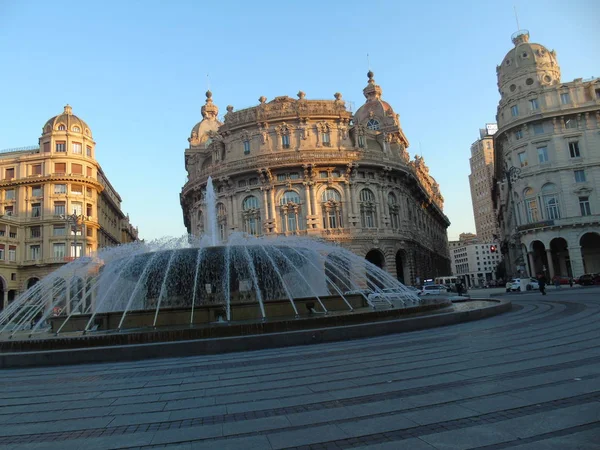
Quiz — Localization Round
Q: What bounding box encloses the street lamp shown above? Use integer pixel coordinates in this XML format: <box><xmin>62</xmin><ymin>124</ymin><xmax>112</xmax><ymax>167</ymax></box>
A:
<box><xmin>61</xmin><ymin>212</ymin><xmax>85</xmax><ymax>260</ymax></box>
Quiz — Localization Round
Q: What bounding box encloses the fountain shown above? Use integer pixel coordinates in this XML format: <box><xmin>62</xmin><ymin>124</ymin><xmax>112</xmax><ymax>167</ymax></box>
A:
<box><xmin>0</xmin><ymin>177</ymin><xmax>421</xmax><ymax>339</ymax></box>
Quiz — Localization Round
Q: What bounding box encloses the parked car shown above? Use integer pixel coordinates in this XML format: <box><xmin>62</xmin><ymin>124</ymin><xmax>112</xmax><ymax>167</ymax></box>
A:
<box><xmin>419</xmin><ymin>285</ymin><xmax>450</xmax><ymax>296</ymax></box>
<box><xmin>576</xmin><ymin>274</ymin><xmax>600</xmax><ymax>286</ymax></box>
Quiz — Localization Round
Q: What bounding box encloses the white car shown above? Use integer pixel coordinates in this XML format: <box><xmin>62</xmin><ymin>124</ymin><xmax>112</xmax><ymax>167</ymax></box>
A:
<box><xmin>419</xmin><ymin>285</ymin><xmax>450</xmax><ymax>296</ymax></box>
<box><xmin>367</xmin><ymin>288</ymin><xmax>406</xmax><ymax>303</ymax></box>
<box><xmin>506</xmin><ymin>278</ymin><xmax>540</xmax><ymax>292</ymax></box>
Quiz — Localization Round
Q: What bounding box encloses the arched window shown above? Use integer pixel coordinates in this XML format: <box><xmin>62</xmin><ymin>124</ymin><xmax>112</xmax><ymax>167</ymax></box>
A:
<box><xmin>388</xmin><ymin>192</ymin><xmax>400</xmax><ymax>229</ymax></box>
<box><xmin>524</xmin><ymin>187</ymin><xmax>539</xmax><ymax>223</ymax></box>
<box><xmin>280</xmin><ymin>190</ymin><xmax>302</xmax><ymax>233</ymax></box>
<box><xmin>321</xmin><ymin>188</ymin><xmax>342</xmax><ymax>229</ymax></box>
<box><xmin>242</xmin><ymin>195</ymin><xmax>261</xmax><ymax>236</ymax></box>
<box><xmin>541</xmin><ymin>183</ymin><xmax>560</xmax><ymax>220</ymax></box>
<box><xmin>360</xmin><ymin>188</ymin><xmax>377</xmax><ymax>228</ymax></box>
<box><xmin>367</xmin><ymin>119</ymin><xmax>380</xmax><ymax>130</ymax></box>
<box><xmin>57</xmin><ymin>124</ymin><xmax>66</xmax><ymax>131</ymax></box>
<box><xmin>73</xmin><ymin>126</ymin><xmax>81</xmax><ymax>132</ymax></box>
<box><xmin>217</xmin><ymin>203</ymin><xmax>227</xmax><ymax>241</ymax></box>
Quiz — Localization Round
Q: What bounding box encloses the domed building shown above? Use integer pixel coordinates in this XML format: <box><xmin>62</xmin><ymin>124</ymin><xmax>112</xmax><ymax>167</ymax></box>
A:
<box><xmin>493</xmin><ymin>30</ymin><xmax>600</xmax><ymax>279</ymax></box>
<box><xmin>0</xmin><ymin>105</ymin><xmax>139</xmax><ymax>310</ymax></box>
<box><xmin>181</xmin><ymin>73</ymin><xmax>451</xmax><ymax>285</ymax></box>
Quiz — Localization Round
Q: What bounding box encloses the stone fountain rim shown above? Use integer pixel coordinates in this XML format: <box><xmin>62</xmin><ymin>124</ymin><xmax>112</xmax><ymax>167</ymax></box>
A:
<box><xmin>0</xmin><ymin>298</ymin><xmax>511</xmax><ymax>368</ymax></box>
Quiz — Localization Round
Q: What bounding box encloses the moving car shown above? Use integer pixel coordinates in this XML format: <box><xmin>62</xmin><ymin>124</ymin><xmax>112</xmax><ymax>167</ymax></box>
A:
<box><xmin>506</xmin><ymin>278</ymin><xmax>540</xmax><ymax>292</ymax></box>
<box><xmin>419</xmin><ymin>285</ymin><xmax>450</xmax><ymax>296</ymax></box>
<box><xmin>367</xmin><ymin>288</ymin><xmax>406</xmax><ymax>303</ymax></box>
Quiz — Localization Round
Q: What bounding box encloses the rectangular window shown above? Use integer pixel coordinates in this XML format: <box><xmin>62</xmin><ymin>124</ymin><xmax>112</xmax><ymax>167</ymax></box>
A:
<box><xmin>30</xmin><ymin>226</ymin><xmax>41</xmax><ymax>238</ymax></box>
<box><xmin>518</xmin><ymin>151</ymin><xmax>528</xmax><ymax>167</ymax></box>
<box><xmin>9</xmin><ymin>246</ymin><xmax>16</xmax><ymax>261</ymax></box>
<box><xmin>70</xmin><ymin>243</ymin><xmax>83</xmax><ymax>258</ymax></box>
<box><xmin>515</xmin><ymin>129</ymin><xmax>523</xmax><ymax>140</ymax></box>
<box><xmin>243</xmin><ymin>140</ymin><xmax>251</xmax><ymax>154</ymax></box>
<box><xmin>332</xmin><ymin>171</ymin><xmax>341</xmax><ymax>178</ymax></box>
<box><xmin>53</xmin><ymin>225</ymin><xmax>66</xmax><ymax>236</ymax></box>
<box><xmin>86</xmin><ymin>166</ymin><xmax>92</xmax><ymax>177</ymax></box>
<box><xmin>319</xmin><ymin>171</ymin><xmax>328</xmax><ymax>178</ymax></box>
<box><xmin>32</xmin><ymin>164</ymin><xmax>42</xmax><ymax>176</ymax></box>
<box><xmin>238</xmin><ymin>180</ymin><xmax>247</xmax><ymax>188</ymax></box>
<box><xmin>86</xmin><ymin>227</ymin><xmax>93</xmax><ymax>237</ymax></box>
<box><xmin>289</xmin><ymin>172</ymin><xmax>299</xmax><ymax>179</ymax></box>
<box><xmin>281</xmin><ymin>135</ymin><xmax>290</xmax><ymax>149</ymax></box>
<box><xmin>579</xmin><ymin>197</ymin><xmax>591</xmax><ymax>216</ymax></box>
<box><xmin>30</xmin><ymin>245</ymin><xmax>40</xmax><ymax>260</ymax></box>
<box><xmin>574</xmin><ymin>169</ymin><xmax>586</xmax><ymax>183</ymax></box>
<box><xmin>569</xmin><ymin>141</ymin><xmax>581</xmax><ymax>158</ymax></box>
<box><xmin>71</xmin><ymin>202</ymin><xmax>82</xmax><ymax>216</ymax></box>
<box><xmin>56</xmin><ymin>141</ymin><xmax>66</xmax><ymax>152</ymax></box>
<box><xmin>529</xmin><ymin>98</ymin><xmax>539</xmax><ymax>110</ymax></box>
<box><xmin>32</xmin><ymin>185</ymin><xmax>42</xmax><ymax>197</ymax></box>
<box><xmin>53</xmin><ymin>243</ymin><xmax>66</xmax><ymax>259</ymax></box>
<box><xmin>43</xmin><ymin>142</ymin><xmax>50</xmax><ymax>153</ymax></box>
<box><xmin>0</xmin><ymin>245</ymin><xmax>4</xmax><ymax>260</ymax></box>
<box><xmin>9</xmin><ymin>228</ymin><xmax>16</xmax><ymax>238</ymax></box>
<box><xmin>5</xmin><ymin>189</ymin><xmax>15</xmax><ymax>200</ymax></box>
<box><xmin>86</xmin><ymin>146</ymin><xmax>92</xmax><ymax>157</ymax></box>
<box><xmin>565</xmin><ymin>117</ymin><xmax>578</xmax><ymax>129</ymax></box>
<box><xmin>54</xmin><ymin>201</ymin><xmax>65</xmax><ymax>216</ymax></box>
<box><xmin>358</xmin><ymin>135</ymin><xmax>365</xmax><ymax>148</ymax></box>
<box><xmin>72</xmin><ymin>142</ymin><xmax>82</xmax><ymax>154</ymax></box>
<box><xmin>54</xmin><ymin>184</ymin><xmax>66</xmax><ymax>194</ymax></box>
<box><xmin>511</xmin><ymin>105</ymin><xmax>519</xmax><ymax>117</ymax></box>
<box><xmin>71</xmin><ymin>163</ymin><xmax>82</xmax><ymax>174</ymax></box>
<box><xmin>277</xmin><ymin>174</ymin><xmax>286</xmax><ymax>181</ymax></box>
<box><xmin>560</xmin><ymin>92</ymin><xmax>571</xmax><ymax>104</ymax></box>
<box><xmin>533</xmin><ymin>123</ymin><xmax>544</xmax><ymax>135</ymax></box>
<box><xmin>248</xmin><ymin>177</ymin><xmax>258</xmax><ymax>186</ymax></box>
<box><xmin>4</xmin><ymin>206</ymin><xmax>14</xmax><ymax>216</ymax></box>
<box><xmin>86</xmin><ymin>203</ymin><xmax>92</xmax><ymax>217</ymax></box>
<box><xmin>367</xmin><ymin>172</ymin><xmax>375</xmax><ymax>180</ymax></box>
<box><xmin>86</xmin><ymin>187</ymin><xmax>92</xmax><ymax>197</ymax></box>
<box><xmin>71</xmin><ymin>184</ymin><xmax>83</xmax><ymax>195</ymax></box>
<box><xmin>31</xmin><ymin>203</ymin><xmax>41</xmax><ymax>217</ymax></box>
<box><xmin>537</xmin><ymin>147</ymin><xmax>549</xmax><ymax>163</ymax></box>
<box><xmin>55</xmin><ymin>162</ymin><xmax>66</xmax><ymax>173</ymax></box>
<box><xmin>5</xmin><ymin>168</ymin><xmax>14</xmax><ymax>180</ymax></box>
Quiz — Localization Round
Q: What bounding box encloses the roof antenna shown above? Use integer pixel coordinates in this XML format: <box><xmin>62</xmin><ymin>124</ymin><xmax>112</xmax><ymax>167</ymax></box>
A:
<box><xmin>206</xmin><ymin>73</ymin><xmax>211</xmax><ymax>91</ymax></box>
<box><xmin>367</xmin><ymin>53</ymin><xmax>371</xmax><ymax>71</ymax></box>
<box><xmin>513</xmin><ymin>5</ymin><xmax>520</xmax><ymax>30</ymax></box>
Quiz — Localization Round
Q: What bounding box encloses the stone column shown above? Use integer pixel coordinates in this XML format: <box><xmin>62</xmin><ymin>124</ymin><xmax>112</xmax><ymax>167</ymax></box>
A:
<box><xmin>310</xmin><ymin>183</ymin><xmax>318</xmax><ymax>228</ymax></box>
<box><xmin>228</xmin><ymin>195</ymin><xmax>236</xmax><ymax>229</ymax></box>
<box><xmin>262</xmin><ymin>189</ymin><xmax>269</xmax><ymax>220</ymax></box>
<box><xmin>269</xmin><ymin>189</ymin><xmax>277</xmax><ymax>231</ymax></box>
<box><xmin>528</xmin><ymin>251</ymin><xmax>536</xmax><ymax>277</ymax></box>
<box><xmin>546</xmin><ymin>249</ymin><xmax>555</xmax><ymax>279</ymax></box>
<box><xmin>569</xmin><ymin>245</ymin><xmax>585</xmax><ymax>278</ymax></box>
<box><xmin>343</xmin><ymin>182</ymin><xmax>352</xmax><ymax>224</ymax></box>
<box><xmin>304</xmin><ymin>184</ymin><xmax>312</xmax><ymax>215</ymax></box>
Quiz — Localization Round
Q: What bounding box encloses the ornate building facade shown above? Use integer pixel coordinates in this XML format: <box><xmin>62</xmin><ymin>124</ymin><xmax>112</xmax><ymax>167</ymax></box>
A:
<box><xmin>493</xmin><ymin>31</ymin><xmax>600</xmax><ymax>279</ymax></box>
<box><xmin>469</xmin><ymin>124</ymin><xmax>500</xmax><ymax>243</ymax></box>
<box><xmin>0</xmin><ymin>105</ymin><xmax>139</xmax><ymax>309</ymax></box>
<box><xmin>181</xmin><ymin>73</ymin><xmax>451</xmax><ymax>285</ymax></box>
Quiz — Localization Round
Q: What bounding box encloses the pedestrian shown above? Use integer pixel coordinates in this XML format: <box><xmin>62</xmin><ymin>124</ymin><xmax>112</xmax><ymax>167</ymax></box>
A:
<box><xmin>538</xmin><ymin>274</ymin><xmax>547</xmax><ymax>295</ymax></box>
<box><xmin>554</xmin><ymin>275</ymin><xmax>561</xmax><ymax>289</ymax></box>
<box><xmin>569</xmin><ymin>277</ymin><xmax>574</xmax><ymax>288</ymax></box>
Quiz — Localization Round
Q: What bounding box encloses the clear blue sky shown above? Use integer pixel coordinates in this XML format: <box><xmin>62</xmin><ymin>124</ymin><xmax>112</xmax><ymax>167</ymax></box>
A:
<box><xmin>0</xmin><ymin>0</ymin><xmax>598</xmax><ymax>241</ymax></box>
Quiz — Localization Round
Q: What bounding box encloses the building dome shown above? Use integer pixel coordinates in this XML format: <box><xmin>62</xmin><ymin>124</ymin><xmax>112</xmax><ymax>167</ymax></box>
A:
<box><xmin>189</xmin><ymin>91</ymin><xmax>222</xmax><ymax>147</ymax></box>
<box><xmin>353</xmin><ymin>71</ymin><xmax>400</xmax><ymax>128</ymax></box>
<box><xmin>496</xmin><ymin>30</ymin><xmax>561</xmax><ymax>96</ymax></box>
<box><xmin>42</xmin><ymin>104</ymin><xmax>92</xmax><ymax>137</ymax></box>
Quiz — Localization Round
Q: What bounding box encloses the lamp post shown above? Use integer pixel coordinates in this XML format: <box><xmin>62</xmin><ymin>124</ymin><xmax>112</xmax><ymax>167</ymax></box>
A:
<box><xmin>61</xmin><ymin>212</ymin><xmax>85</xmax><ymax>260</ymax></box>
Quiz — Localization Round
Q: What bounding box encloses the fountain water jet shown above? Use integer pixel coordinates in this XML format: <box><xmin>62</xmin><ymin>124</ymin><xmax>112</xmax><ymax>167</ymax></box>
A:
<box><xmin>0</xmin><ymin>180</ymin><xmax>422</xmax><ymax>337</ymax></box>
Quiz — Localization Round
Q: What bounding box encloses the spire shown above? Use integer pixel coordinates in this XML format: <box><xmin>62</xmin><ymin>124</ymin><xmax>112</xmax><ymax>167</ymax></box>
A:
<box><xmin>201</xmin><ymin>90</ymin><xmax>219</xmax><ymax>120</ymax></box>
<box><xmin>363</xmin><ymin>70</ymin><xmax>382</xmax><ymax>102</ymax></box>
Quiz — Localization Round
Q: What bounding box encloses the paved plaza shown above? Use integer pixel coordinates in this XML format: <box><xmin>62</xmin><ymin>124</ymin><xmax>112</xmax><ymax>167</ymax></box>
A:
<box><xmin>1</xmin><ymin>288</ymin><xmax>599</xmax><ymax>449</ymax></box>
